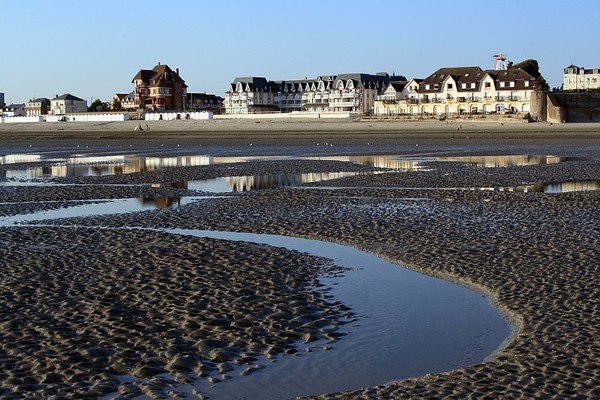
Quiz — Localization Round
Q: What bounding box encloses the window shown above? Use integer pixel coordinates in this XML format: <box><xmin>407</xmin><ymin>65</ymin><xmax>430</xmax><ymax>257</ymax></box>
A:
<box><xmin>524</xmin><ymin>81</ymin><xmax>530</xmax><ymax>87</ymax></box>
<box><xmin>509</xmin><ymin>81</ymin><xmax>515</xmax><ymax>87</ymax></box>
<box><xmin>470</xmin><ymin>83</ymin><xmax>476</xmax><ymax>89</ymax></box>
<box><xmin>485</xmin><ymin>82</ymin><xmax>491</xmax><ymax>88</ymax></box>
<box><xmin>500</xmin><ymin>82</ymin><xmax>505</xmax><ymax>88</ymax></box>
<box><xmin>461</xmin><ymin>83</ymin><xmax>467</xmax><ymax>89</ymax></box>
<box><xmin>425</xmin><ymin>84</ymin><xmax>430</xmax><ymax>90</ymax></box>
<box><xmin>447</xmin><ymin>83</ymin><xmax>453</xmax><ymax>90</ymax></box>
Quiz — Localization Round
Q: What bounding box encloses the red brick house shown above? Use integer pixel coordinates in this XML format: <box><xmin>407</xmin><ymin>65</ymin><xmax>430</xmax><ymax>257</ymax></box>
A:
<box><xmin>132</xmin><ymin>63</ymin><xmax>187</xmax><ymax>111</ymax></box>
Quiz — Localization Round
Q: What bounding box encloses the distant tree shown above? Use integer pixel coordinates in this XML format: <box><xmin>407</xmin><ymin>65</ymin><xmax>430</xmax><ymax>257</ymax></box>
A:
<box><xmin>111</xmin><ymin>97</ymin><xmax>123</xmax><ymax>111</ymax></box>
<box><xmin>89</xmin><ymin>98</ymin><xmax>106</xmax><ymax>112</ymax></box>
<box><xmin>509</xmin><ymin>59</ymin><xmax>550</xmax><ymax>90</ymax></box>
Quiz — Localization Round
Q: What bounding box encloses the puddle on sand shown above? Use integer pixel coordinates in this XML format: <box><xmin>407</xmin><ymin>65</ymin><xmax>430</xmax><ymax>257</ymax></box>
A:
<box><xmin>0</xmin><ymin>197</ymin><xmax>209</xmax><ymax>227</ymax></box>
<box><xmin>1</xmin><ymin>198</ymin><xmax>511</xmax><ymax>400</ymax></box>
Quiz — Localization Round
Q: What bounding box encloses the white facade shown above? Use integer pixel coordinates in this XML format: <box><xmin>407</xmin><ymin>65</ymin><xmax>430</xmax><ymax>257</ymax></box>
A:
<box><xmin>563</xmin><ymin>65</ymin><xmax>600</xmax><ymax>91</ymax></box>
<box><xmin>224</xmin><ymin>74</ymin><xmax>393</xmax><ymax>115</ymax></box>
<box><xmin>374</xmin><ymin>67</ymin><xmax>535</xmax><ymax>117</ymax></box>
<box><xmin>50</xmin><ymin>94</ymin><xmax>88</xmax><ymax>115</ymax></box>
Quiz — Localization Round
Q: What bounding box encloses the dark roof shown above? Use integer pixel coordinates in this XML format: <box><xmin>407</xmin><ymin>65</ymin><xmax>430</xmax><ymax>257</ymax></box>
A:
<box><xmin>419</xmin><ymin>66</ymin><xmax>535</xmax><ymax>93</ymax></box>
<box><xmin>187</xmin><ymin>93</ymin><xmax>224</xmax><ymax>103</ymax></box>
<box><xmin>485</xmin><ymin>68</ymin><xmax>536</xmax><ymax>90</ymax></box>
<box><xmin>132</xmin><ymin>64</ymin><xmax>187</xmax><ymax>87</ymax></box>
<box><xmin>5</xmin><ymin>103</ymin><xmax>24</xmax><ymax>109</ymax></box>
<box><xmin>29</xmin><ymin>98</ymin><xmax>50</xmax><ymax>103</ymax></box>
<box><xmin>53</xmin><ymin>94</ymin><xmax>84</xmax><ymax>101</ymax></box>
<box><xmin>389</xmin><ymin>81</ymin><xmax>408</xmax><ymax>91</ymax></box>
<box><xmin>421</xmin><ymin>67</ymin><xmax>483</xmax><ymax>91</ymax></box>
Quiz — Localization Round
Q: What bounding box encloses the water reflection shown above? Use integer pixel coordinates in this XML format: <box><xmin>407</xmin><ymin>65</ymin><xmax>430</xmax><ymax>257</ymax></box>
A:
<box><xmin>304</xmin><ymin>155</ymin><xmax>425</xmax><ymax>170</ymax></box>
<box><xmin>398</xmin><ymin>154</ymin><xmax>564</xmax><ymax>169</ymax></box>
<box><xmin>501</xmin><ymin>180</ymin><xmax>600</xmax><ymax>193</ymax></box>
<box><xmin>174</xmin><ymin>172</ymin><xmax>370</xmax><ymax>192</ymax></box>
<box><xmin>138</xmin><ymin>197</ymin><xmax>182</xmax><ymax>208</ymax></box>
<box><xmin>0</xmin><ymin>153</ymin><xmax>574</xmax><ymax>181</ymax></box>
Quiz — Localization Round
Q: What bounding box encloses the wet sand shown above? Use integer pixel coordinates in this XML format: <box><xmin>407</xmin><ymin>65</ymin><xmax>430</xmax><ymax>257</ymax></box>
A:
<box><xmin>0</xmin><ymin>120</ymin><xmax>599</xmax><ymax>398</ymax></box>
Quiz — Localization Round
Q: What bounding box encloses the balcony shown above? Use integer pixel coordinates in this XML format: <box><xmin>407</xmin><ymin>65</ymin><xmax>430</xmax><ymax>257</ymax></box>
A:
<box><xmin>334</xmin><ymin>101</ymin><xmax>355</xmax><ymax>107</ymax></box>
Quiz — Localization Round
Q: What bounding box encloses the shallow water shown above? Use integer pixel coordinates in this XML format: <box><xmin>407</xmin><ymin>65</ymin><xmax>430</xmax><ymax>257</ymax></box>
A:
<box><xmin>2</xmin><ymin>198</ymin><xmax>511</xmax><ymax>399</ymax></box>
<box><xmin>166</xmin><ymin>229</ymin><xmax>510</xmax><ymax>399</ymax></box>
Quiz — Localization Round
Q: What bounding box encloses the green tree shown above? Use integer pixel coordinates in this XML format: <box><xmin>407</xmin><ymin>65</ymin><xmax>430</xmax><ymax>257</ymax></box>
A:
<box><xmin>89</xmin><ymin>98</ymin><xmax>105</xmax><ymax>112</ymax></box>
<box><xmin>509</xmin><ymin>59</ymin><xmax>550</xmax><ymax>90</ymax></box>
<box><xmin>111</xmin><ymin>97</ymin><xmax>123</xmax><ymax>111</ymax></box>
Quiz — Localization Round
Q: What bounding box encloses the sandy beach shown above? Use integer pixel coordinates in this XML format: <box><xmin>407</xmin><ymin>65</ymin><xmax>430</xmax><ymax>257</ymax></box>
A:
<box><xmin>0</xmin><ymin>119</ymin><xmax>599</xmax><ymax>398</ymax></box>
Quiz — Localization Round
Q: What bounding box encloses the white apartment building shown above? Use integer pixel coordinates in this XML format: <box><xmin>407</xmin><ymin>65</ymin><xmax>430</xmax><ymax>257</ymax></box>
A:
<box><xmin>374</xmin><ymin>66</ymin><xmax>536</xmax><ymax>116</ymax></box>
<box><xmin>224</xmin><ymin>73</ymin><xmax>398</xmax><ymax>115</ymax></box>
<box><xmin>563</xmin><ymin>65</ymin><xmax>600</xmax><ymax>91</ymax></box>
<box><xmin>50</xmin><ymin>94</ymin><xmax>87</xmax><ymax>115</ymax></box>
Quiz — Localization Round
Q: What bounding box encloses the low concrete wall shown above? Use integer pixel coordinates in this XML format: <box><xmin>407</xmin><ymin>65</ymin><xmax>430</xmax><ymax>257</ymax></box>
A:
<box><xmin>216</xmin><ymin>112</ymin><xmax>358</xmax><ymax>120</ymax></box>
<box><xmin>2</xmin><ymin>116</ymin><xmax>44</xmax><ymax>123</ymax></box>
<box><xmin>46</xmin><ymin>113</ymin><xmax>129</xmax><ymax>122</ymax></box>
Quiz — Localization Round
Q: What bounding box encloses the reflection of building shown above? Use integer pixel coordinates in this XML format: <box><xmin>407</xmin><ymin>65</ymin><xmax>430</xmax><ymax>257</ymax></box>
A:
<box><xmin>138</xmin><ymin>197</ymin><xmax>181</xmax><ymax>209</ymax></box>
<box><xmin>563</xmin><ymin>65</ymin><xmax>600</xmax><ymax>91</ymax></box>
<box><xmin>374</xmin><ymin>66</ymin><xmax>536</xmax><ymax>116</ymax></box>
<box><xmin>224</xmin><ymin>73</ymin><xmax>401</xmax><ymax>115</ymax></box>
<box><xmin>224</xmin><ymin>171</ymin><xmax>366</xmax><ymax>191</ymax></box>
<box><xmin>132</xmin><ymin>63</ymin><xmax>187</xmax><ymax>111</ymax></box>
<box><xmin>434</xmin><ymin>155</ymin><xmax>562</xmax><ymax>168</ymax></box>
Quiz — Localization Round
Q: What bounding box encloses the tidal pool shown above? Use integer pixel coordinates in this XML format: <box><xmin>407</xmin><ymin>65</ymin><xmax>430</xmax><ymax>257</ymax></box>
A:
<box><xmin>3</xmin><ymin>197</ymin><xmax>512</xmax><ymax>399</ymax></box>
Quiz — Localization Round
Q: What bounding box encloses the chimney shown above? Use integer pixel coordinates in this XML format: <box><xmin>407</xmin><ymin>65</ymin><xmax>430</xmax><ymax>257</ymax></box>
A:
<box><xmin>176</xmin><ymin>68</ymin><xmax>180</xmax><ymax>75</ymax></box>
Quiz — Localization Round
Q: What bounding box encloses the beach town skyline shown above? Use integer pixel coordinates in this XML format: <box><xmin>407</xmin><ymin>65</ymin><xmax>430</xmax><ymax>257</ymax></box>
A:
<box><xmin>1</xmin><ymin>0</ymin><xmax>599</xmax><ymax>104</ymax></box>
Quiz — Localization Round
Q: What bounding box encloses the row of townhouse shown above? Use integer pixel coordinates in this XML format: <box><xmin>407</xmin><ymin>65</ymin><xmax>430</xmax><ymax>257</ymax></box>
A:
<box><xmin>373</xmin><ymin>66</ymin><xmax>537</xmax><ymax>117</ymax></box>
<box><xmin>223</xmin><ymin>73</ymin><xmax>402</xmax><ymax>115</ymax></box>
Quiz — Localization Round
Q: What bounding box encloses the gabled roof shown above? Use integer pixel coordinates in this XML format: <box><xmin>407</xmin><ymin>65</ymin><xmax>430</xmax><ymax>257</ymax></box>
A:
<box><xmin>53</xmin><ymin>94</ymin><xmax>84</xmax><ymax>101</ymax></box>
<box><xmin>29</xmin><ymin>97</ymin><xmax>50</xmax><ymax>103</ymax></box>
<box><xmin>421</xmin><ymin>67</ymin><xmax>484</xmax><ymax>90</ymax></box>
<box><xmin>132</xmin><ymin>64</ymin><xmax>187</xmax><ymax>87</ymax></box>
<box><xmin>5</xmin><ymin>103</ymin><xmax>24</xmax><ymax>109</ymax></box>
<box><xmin>389</xmin><ymin>81</ymin><xmax>408</xmax><ymax>91</ymax></box>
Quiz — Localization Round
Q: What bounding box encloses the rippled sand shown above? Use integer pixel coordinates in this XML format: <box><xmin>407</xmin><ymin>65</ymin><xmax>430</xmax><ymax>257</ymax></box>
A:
<box><xmin>0</xmin><ymin>122</ymin><xmax>599</xmax><ymax>398</ymax></box>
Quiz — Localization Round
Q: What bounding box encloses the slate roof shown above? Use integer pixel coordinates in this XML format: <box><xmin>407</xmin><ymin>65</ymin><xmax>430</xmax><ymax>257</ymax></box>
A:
<box><xmin>52</xmin><ymin>94</ymin><xmax>84</xmax><ymax>101</ymax></box>
<box><xmin>420</xmin><ymin>67</ymin><xmax>535</xmax><ymax>93</ymax></box>
<box><xmin>132</xmin><ymin>64</ymin><xmax>187</xmax><ymax>88</ymax></box>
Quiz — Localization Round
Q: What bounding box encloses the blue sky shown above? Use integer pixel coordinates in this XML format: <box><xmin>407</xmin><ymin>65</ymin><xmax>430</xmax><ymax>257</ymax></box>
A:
<box><xmin>1</xmin><ymin>0</ymin><xmax>599</xmax><ymax>104</ymax></box>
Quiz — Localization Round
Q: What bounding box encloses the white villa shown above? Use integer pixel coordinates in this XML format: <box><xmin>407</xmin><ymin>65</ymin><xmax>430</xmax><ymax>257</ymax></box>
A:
<box><xmin>50</xmin><ymin>94</ymin><xmax>87</xmax><ymax>115</ymax></box>
<box><xmin>563</xmin><ymin>65</ymin><xmax>600</xmax><ymax>91</ymax></box>
<box><xmin>373</xmin><ymin>66</ymin><xmax>537</xmax><ymax>117</ymax></box>
<box><xmin>224</xmin><ymin>73</ymin><xmax>399</xmax><ymax>115</ymax></box>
